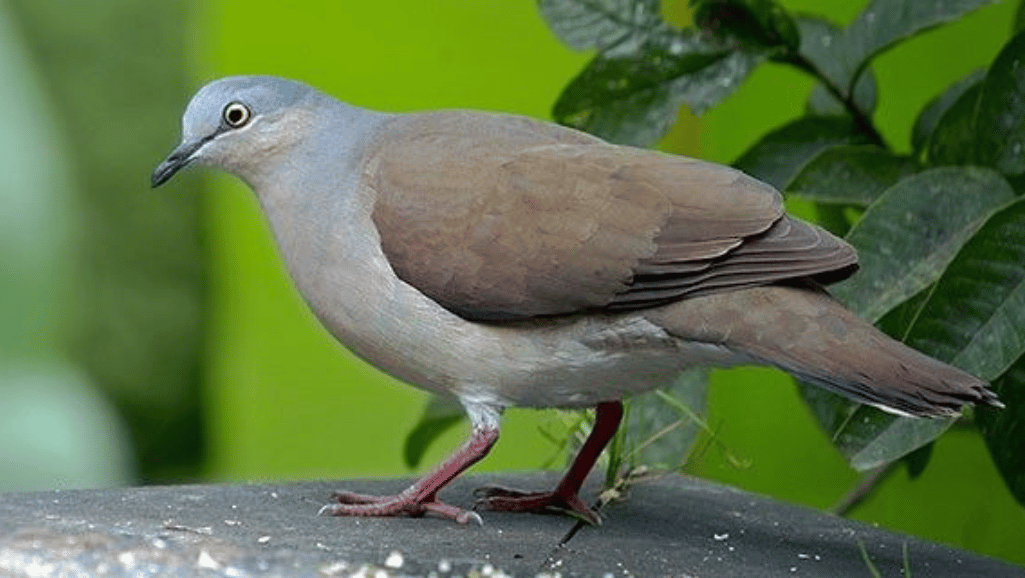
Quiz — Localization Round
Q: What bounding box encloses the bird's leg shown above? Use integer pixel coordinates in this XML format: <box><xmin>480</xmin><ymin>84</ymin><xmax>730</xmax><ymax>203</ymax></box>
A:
<box><xmin>474</xmin><ymin>400</ymin><xmax>624</xmax><ymax>525</ymax></box>
<box><xmin>321</xmin><ymin>401</ymin><xmax>500</xmax><ymax>524</ymax></box>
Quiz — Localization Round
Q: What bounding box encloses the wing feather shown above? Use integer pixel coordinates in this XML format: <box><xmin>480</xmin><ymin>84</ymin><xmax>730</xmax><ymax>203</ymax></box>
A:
<box><xmin>363</xmin><ymin>111</ymin><xmax>857</xmax><ymax>321</ymax></box>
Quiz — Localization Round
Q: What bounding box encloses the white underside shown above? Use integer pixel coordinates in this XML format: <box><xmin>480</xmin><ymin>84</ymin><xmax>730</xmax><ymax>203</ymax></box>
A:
<box><xmin>300</xmin><ymin>238</ymin><xmax>738</xmax><ymax>410</ymax></box>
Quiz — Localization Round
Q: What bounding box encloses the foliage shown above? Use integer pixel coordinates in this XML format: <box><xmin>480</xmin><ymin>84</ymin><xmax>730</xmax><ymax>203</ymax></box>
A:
<box><xmin>534</xmin><ymin>0</ymin><xmax>1025</xmax><ymax>508</ymax></box>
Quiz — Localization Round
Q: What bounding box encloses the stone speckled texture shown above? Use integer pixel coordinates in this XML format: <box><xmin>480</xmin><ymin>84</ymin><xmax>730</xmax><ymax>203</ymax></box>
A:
<box><xmin>0</xmin><ymin>473</ymin><xmax>1020</xmax><ymax>577</ymax></box>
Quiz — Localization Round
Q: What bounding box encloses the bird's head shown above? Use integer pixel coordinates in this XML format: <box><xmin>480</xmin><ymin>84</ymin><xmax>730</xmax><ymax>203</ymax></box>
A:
<box><xmin>152</xmin><ymin>75</ymin><xmax>315</xmax><ymax>187</ymax></box>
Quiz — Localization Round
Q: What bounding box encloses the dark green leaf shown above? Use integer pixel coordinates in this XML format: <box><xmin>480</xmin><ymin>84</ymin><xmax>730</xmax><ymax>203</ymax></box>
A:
<box><xmin>793</xmin><ymin>16</ymin><xmax>853</xmax><ymax>94</ymax></box>
<box><xmin>832</xmin><ymin>167</ymin><xmax>1015</xmax><ymax>323</ymax></box>
<box><xmin>1017</xmin><ymin>0</ymin><xmax>1025</xmax><ymax>34</ymax></box>
<box><xmin>799</xmin><ymin>376</ymin><xmax>954</xmax><ymax>472</ymax></box>
<box><xmin>787</xmin><ymin>145</ymin><xmax>918</xmax><ymax>206</ymax></box>
<box><xmin>537</xmin><ymin>0</ymin><xmax>667</xmax><ymax>54</ymax></box>
<box><xmin>843</xmin><ymin>0</ymin><xmax>1000</xmax><ymax>92</ymax></box>
<box><xmin>555</xmin><ymin>33</ymin><xmax>727</xmax><ymax>124</ymax></box>
<box><xmin>926</xmin><ymin>83</ymin><xmax>983</xmax><ymax>166</ymax></box>
<box><xmin>848</xmin><ymin>415</ymin><xmax>955</xmax><ymax>471</ymax></box>
<box><xmin>554</xmin><ymin>33</ymin><xmax>760</xmax><ymax>145</ymax></box>
<box><xmin>624</xmin><ymin>369</ymin><xmax>708</xmax><ymax>470</ymax></box>
<box><xmin>795</xmin><ymin>17</ymin><xmax>877</xmax><ymax>116</ymax></box>
<box><xmin>668</xmin><ymin>49</ymin><xmax>762</xmax><ymax>113</ymax></box>
<box><xmin>903</xmin><ymin>441</ymin><xmax>934</xmax><ymax>479</ymax></box>
<box><xmin>876</xmin><ymin>283</ymin><xmax>934</xmax><ymax>340</ymax></box>
<box><xmin>976</xmin><ymin>29</ymin><xmax>1025</xmax><ymax>177</ymax></box>
<box><xmin>691</xmin><ymin>0</ymin><xmax>801</xmax><ymax>53</ymax></box>
<box><xmin>803</xmin><ymin>178</ymin><xmax>1021</xmax><ymax>471</ymax></box>
<box><xmin>905</xmin><ymin>197</ymin><xmax>1025</xmax><ymax>380</ymax></box>
<box><xmin>733</xmin><ymin>116</ymin><xmax>870</xmax><ymax>189</ymax></box>
<box><xmin>821</xmin><ymin>194</ymin><xmax>1025</xmax><ymax>471</ymax></box>
<box><xmin>912</xmin><ymin>70</ymin><xmax>985</xmax><ymax>154</ymax></box>
<box><xmin>403</xmin><ymin>395</ymin><xmax>464</xmax><ymax>468</ymax></box>
<box><xmin>978</xmin><ymin>354</ymin><xmax>1025</xmax><ymax>506</ymax></box>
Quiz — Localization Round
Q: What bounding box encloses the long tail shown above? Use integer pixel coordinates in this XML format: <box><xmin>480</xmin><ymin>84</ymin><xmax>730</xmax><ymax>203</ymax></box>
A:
<box><xmin>646</xmin><ymin>284</ymin><xmax>1002</xmax><ymax>417</ymax></box>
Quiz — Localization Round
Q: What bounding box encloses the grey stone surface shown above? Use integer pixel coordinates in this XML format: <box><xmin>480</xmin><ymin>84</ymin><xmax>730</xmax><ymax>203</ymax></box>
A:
<box><xmin>0</xmin><ymin>473</ymin><xmax>1020</xmax><ymax>577</ymax></box>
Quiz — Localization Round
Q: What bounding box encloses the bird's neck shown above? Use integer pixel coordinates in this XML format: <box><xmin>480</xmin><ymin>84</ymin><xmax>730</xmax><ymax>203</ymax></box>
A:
<box><xmin>248</xmin><ymin>101</ymin><xmax>392</xmax><ymax>250</ymax></box>
<box><xmin>246</xmin><ymin>106</ymin><xmax>412</xmax><ymax>360</ymax></box>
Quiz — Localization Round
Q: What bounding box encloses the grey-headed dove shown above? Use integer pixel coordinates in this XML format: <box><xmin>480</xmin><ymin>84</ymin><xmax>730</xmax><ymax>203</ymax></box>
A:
<box><xmin>153</xmin><ymin>76</ymin><xmax>1000</xmax><ymax>525</ymax></box>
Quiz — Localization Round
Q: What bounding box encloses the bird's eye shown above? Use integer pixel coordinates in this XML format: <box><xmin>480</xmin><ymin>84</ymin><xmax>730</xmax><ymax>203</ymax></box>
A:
<box><xmin>222</xmin><ymin>102</ymin><xmax>251</xmax><ymax>128</ymax></box>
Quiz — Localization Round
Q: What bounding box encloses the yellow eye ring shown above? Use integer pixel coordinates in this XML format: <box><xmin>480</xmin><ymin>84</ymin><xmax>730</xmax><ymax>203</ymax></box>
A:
<box><xmin>223</xmin><ymin>102</ymin><xmax>251</xmax><ymax>128</ymax></box>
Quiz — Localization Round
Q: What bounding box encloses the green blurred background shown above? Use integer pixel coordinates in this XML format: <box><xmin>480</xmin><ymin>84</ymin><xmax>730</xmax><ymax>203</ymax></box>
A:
<box><xmin>1</xmin><ymin>0</ymin><xmax>1022</xmax><ymax>566</ymax></box>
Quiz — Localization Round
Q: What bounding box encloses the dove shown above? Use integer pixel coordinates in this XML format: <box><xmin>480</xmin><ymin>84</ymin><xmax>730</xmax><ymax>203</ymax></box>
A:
<box><xmin>153</xmin><ymin>76</ymin><xmax>1000</xmax><ymax>524</ymax></box>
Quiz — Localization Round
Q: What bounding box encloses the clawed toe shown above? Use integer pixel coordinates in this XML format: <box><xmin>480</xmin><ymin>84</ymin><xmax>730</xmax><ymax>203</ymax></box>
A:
<box><xmin>474</xmin><ymin>485</ymin><xmax>601</xmax><ymax>525</ymax></box>
<box><xmin>472</xmin><ymin>486</ymin><xmax>536</xmax><ymax>500</ymax></box>
<box><xmin>321</xmin><ymin>490</ymin><xmax>481</xmax><ymax>524</ymax></box>
<box><xmin>330</xmin><ymin>490</ymin><xmax>389</xmax><ymax>505</ymax></box>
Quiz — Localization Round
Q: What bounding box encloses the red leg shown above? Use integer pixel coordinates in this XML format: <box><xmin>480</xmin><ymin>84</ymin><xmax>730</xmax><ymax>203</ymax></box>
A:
<box><xmin>320</xmin><ymin>402</ymin><xmax>500</xmax><ymax>524</ymax></box>
<box><xmin>475</xmin><ymin>400</ymin><xmax>624</xmax><ymax>524</ymax></box>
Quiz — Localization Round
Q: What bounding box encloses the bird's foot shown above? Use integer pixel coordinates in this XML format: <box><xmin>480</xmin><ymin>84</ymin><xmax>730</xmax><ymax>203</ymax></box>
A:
<box><xmin>473</xmin><ymin>486</ymin><xmax>601</xmax><ymax>525</ymax></box>
<box><xmin>319</xmin><ymin>490</ymin><xmax>482</xmax><ymax>525</ymax></box>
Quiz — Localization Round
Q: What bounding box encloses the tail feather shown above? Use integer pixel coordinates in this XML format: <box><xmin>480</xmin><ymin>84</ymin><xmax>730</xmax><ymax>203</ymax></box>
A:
<box><xmin>646</xmin><ymin>284</ymin><xmax>1002</xmax><ymax>417</ymax></box>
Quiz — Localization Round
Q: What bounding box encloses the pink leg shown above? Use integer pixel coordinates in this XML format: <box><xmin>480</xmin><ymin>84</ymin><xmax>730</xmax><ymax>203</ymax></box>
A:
<box><xmin>475</xmin><ymin>400</ymin><xmax>624</xmax><ymax>524</ymax></box>
<box><xmin>321</xmin><ymin>417</ymin><xmax>499</xmax><ymax>524</ymax></box>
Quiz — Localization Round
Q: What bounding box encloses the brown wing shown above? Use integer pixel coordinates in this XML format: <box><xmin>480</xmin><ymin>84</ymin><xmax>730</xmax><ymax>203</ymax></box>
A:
<box><xmin>362</xmin><ymin>110</ymin><xmax>857</xmax><ymax>321</ymax></box>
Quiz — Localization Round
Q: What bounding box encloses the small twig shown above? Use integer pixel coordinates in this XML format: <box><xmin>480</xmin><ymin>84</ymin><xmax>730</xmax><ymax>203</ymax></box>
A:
<box><xmin>784</xmin><ymin>54</ymin><xmax>887</xmax><ymax>148</ymax></box>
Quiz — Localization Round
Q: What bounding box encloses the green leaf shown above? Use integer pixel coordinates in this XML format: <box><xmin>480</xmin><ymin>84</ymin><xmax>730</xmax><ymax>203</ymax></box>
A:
<box><xmin>976</xmin><ymin>29</ymin><xmax>1025</xmax><ymax>177</ymax></box>
<box><xmin>875</xmin><ymin>284</ymin><xmax>933</xmax><ymax>340</ymax></box>
<box><xmin>537</xmin><ymin>0</ymin><xmax>667</xmax><ymax>54</ymax></box>
<box><xmin>787</xmin><ymin>145</ymin><xmax>918</xmax><ymax>207</ymax></box>
<box><xmin>803</xmin><ymin>178</ymin><xmax>1021</xmax><ymax>471</ymax></box>
<box><xmin>798</xmin><ymin>377</ymin><xmax>953</xmax><ymax>472</ymax></box>
<box><xmin>623</xmin><ymin>369</ymin><xmax>708</xmax><ymax>470</ymax></box>
<box><xmin>978</xmin><ymin>354</ymin><xmax>1025</xmax><ymax>506</ymax></box>
<box><xmin>403</xmin><ymin>395</ymin><xmax>465</xmax><ymax>468</ymax></box>
<box><xmin>926</xmin><ymin>83</ymin><xmax>983</xmax><ymax>166</ymax></box>
<box><xmin>792</xmin><ymin>16</ymin><xmax>852</xmax><ymax>93</ymax></box>
<box><xmin>843</xmin><ymin>0</ymin><xmax>1000</xmax><ymax>92</ymax></box>
<box><xmin>794</xmin><ymin>1</ymin><xmax>995</xmax><ymax>117</ymax></box>
<box><xmin>848</xmin><ymin>415</ymin><xmax>955</xmax><ymax>471</ymax></box>
<box><xmin>733</xmin><ymin>116</ymin><xmax>871</xmax><ymax>189</ymax></box>
<box><xmin>840</xmin><ymin>197</ymin><xmax>1025</xmax><ymax>471</ymax></box>
<box><xmin>691</xmin><ymin>0</ymin><xmax>801</xmax><ymax>53</ymax></box>
<box><xmin>1016</xmin><ymin>0</ymin><xmax>1025</xmax><ymax>34</ymax></box>
<box><xmin>911</xmin><ymin>70</ymin><xmax>985</xmax><ymax>154</ymax></box>
<box><xmin>906</xmin><ymin>197</ymin><xmax>1025</xmax><ymax>380</ymax></box>
<box><xmin>554</xmin><ymin>33</ymin><xmax>760</xmax><ymax>145</ymax></box>
<box><xmin>832</xmin><ymin>167</ymin><xmax>1016</xmax><ymax>323</ymax></box>
<box><xmin>796</xmin><ymin>16</ymin><xmax>877</xmax><ymax>116</ymax></box>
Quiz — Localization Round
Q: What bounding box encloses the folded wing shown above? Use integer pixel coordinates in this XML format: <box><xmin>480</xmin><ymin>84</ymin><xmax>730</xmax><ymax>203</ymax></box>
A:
<box><xmin>363</xmin><ymin>111</ymin><xmax>857</xmax><ymax>321</ymax></box>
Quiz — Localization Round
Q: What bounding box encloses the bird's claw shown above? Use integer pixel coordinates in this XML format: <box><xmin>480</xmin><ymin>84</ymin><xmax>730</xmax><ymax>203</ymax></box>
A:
<box><xmin>319</xmin><ymin>490</ymin><xmax>482</xmax><ymax>525</ymax></box>
<box><xmin>473</xmin><ymin>485</ymin><xmax>601</xmax><ymax>525</ymax></box>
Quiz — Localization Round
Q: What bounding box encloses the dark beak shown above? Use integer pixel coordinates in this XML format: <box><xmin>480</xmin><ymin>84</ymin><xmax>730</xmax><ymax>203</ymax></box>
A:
<box><xmin>151</xmin><ymin>139</ymin><xmax>204</xmax><ymax>188</ymax></box>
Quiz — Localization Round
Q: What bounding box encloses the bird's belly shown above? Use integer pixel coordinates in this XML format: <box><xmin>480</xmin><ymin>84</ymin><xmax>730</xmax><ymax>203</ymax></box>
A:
<box><xmin>305</xmin><ymin>263</ymin><xmax>736</xmax><ymax>408</ymax></box>
<box><xmin>280</xmin><ymin>223</ymin><xmax>738</xmax><ymax>409</ymax></box>
<box><xmin>452</xmin><ymin>315</ymin><xmax>732</xmax><ymax>408</ymax></box>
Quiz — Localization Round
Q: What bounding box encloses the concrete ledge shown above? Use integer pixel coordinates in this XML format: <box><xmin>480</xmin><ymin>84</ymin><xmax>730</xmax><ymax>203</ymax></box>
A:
<box><xmin>0</xmin><ymin>473</ymin><xmax>1020</xmax><ymax>577</ymax></box>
